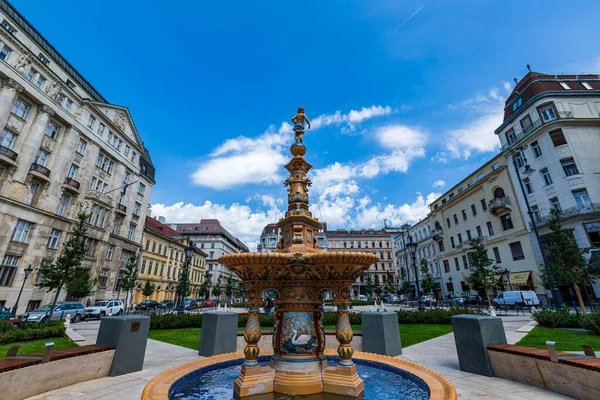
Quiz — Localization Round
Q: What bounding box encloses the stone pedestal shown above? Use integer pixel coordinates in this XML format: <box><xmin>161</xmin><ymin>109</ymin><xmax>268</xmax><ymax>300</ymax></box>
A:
<box><xmin>199</xmin><ymin>311</ymin><xmax>238</xmax><ymax>357</ymax></box>
<box><xmin>96</xmin><ymin>315</ymin><xmax>150</xmax><ymax>376</ymax></box>
<box><xmin>233</xmin><ymin>364</ymin><xmax>275</xmax><ymax>399</ymax></box>
<box><xmin>362</xmin><ymin>312</ymin><xmax>401</xmax><ymax>356</ymax></box>
<box><xmin>451</xmin><ymin>314</ymin><xmax>507</xmax><ymax>376</ymax></box>
<box><xmin>322</xmin><ymin>364</ymin><xmax>364</xmax><ymax>398</ymax></box>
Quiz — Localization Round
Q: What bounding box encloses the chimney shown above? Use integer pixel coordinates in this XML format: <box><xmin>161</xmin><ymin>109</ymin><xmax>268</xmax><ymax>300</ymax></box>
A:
<box><xmin>158</xmin><ymin>216</ymin><xmax>166</xmax><ymax>224</ymax></box>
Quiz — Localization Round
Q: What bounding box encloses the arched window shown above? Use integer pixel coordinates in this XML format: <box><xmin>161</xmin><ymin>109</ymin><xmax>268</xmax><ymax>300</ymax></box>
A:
<box><xmin>494</xmin><ymin>187</ymin><xmax>506</xmax><ymax>198</ymax></box>
<box><xmin>343</xmin><ymin>241</ymin><xmax>347</xmax><ymax>248</ymax></box>
<box><xmin>435</xmin><ymin>221</ymin><xmax>442</xmax><ymax>231</ymax></box>
<box><xmin>336</xmin><ymin>242</ymin><xmax>340</xmax><ymax>248</ymax></box>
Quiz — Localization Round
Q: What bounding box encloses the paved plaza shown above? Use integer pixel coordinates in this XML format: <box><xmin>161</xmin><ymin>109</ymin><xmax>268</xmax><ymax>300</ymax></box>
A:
<box><xmin>25</xmin><ymin>314</ymin><xmax>572</xmax><ymax>400</ymax></box>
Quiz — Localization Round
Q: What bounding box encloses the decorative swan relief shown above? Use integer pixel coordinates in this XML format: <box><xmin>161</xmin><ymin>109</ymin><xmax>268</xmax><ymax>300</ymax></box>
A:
<box><xmin>291</xmin><ymin>329</ymin><xmax>311</xmax><ymax>346</ymax></box>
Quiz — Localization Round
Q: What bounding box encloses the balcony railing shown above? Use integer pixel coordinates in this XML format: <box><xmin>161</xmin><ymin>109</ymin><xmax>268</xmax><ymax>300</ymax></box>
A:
<box><xmin>501</xmin><ymin>111</ymin><xmax>574</xmax><ymax>152</ymax></box>
<box><xmin>63</xmin><ymin>177</ymin><xmax>80</xmax><ymax>190</ymax></box>
<box><xmin>488</xmin><ymin>196</ymin><xmax>512</xmax><ymax>216</ymax></box>
<box><xmin>531</xmin><ymin>203</ymin><xmax>600</xmax><ymax>228</ymax></box>
<box><xmin>30</xmin><ymin>162</ymin><xmax>50</xmax><ymax>177</ymax></box>
<box><xmin>85</xmin><ymin>190</ymin><xmax>114</xmax><ymax>206</ymax></box>
<box><xmin>0</xmin><ymin>144</ymin><xmax>18</xmax><ymax>161</ymax></box>
<box><xmin>115</xmin><ymin>203</ymin><xmax>127</xmax><ymax>214</ymax></box>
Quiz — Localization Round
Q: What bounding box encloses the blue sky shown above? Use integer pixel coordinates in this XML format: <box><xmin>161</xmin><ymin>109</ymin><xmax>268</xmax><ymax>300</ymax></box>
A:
<box><xmin>13</xmin><ymin>0</ymin><xmax>600</xmax><ymax>247</ymax></box>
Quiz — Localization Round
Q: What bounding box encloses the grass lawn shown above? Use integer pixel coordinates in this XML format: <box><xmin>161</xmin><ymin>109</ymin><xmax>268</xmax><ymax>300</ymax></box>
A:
<box><xmin>0</xmin><ymin>337</ymin><xmax>77</xmax><ymax>359</ymax></box>
<box><xmin>516</xmin><ymin>326</ymin><xmax>600</xmax><ymax>351</ymax></box>
<box><xmin>149</xmin><ymin>324</ymin><xmax>453</xmax><ymax>351</ymax></box>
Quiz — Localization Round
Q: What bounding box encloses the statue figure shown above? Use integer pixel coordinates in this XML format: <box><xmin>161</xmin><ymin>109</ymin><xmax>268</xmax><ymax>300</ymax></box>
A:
<box><xmin>291</xmin><ymin>107</ymin><xmax>310</xmax><ymax>143</ymax></box>
<box><xmin>45</xmin><ymin>82</ymin><xmax>62</xmax><ymax>101</ymax></box>
<box><xmin>114</xmin><ymin>112</ymin><xmax>126</xmax><ymax>131</ymax></box>
<box><xmin>15</xmin><ymin>55</ymin><xmax>31</xmax><ymax>74</ymax></box>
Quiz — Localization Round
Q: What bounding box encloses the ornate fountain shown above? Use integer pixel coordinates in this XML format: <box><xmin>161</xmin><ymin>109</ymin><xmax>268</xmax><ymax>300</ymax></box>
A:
<box><xmin>219</xmin><ymin>107</ymin><xmax>379</xmax><ymax>398</ymax></box>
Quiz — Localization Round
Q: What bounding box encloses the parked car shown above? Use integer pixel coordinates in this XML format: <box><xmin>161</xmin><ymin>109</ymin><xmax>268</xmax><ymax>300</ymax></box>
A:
<box><xmin>160</xmin><ymin>300</ymin><xmax>175</xmax><ymax>309</ymax></box>
<box><xmin>493</xmin><ymin>291</ymin><xmax>540</xmax><ymax>308</ymax></box>
<box><xmin>398</xmin><ymin>294</ymin><xmax>407</xmax><ymax>302</ymax></box>
<box><xmin>448</xmin><ymin>297</ymin><xmax>465</xmax><ymax>306</ymax></box>
<box><xmin>390</xmin><ymin>295</ymin><xmax>399</xmax><ymax>303</ymax></box>
<box><xmin>357</xmin><ymin>295</ymin><xmax>368</xmax><ymax>302</ymax></box>
<box><xmin>183</xmin><ymin>299</ymin><xmax>197</xmax><ymax>310</ymax></box>
<box><xmin>0</xmin><ymin>305</ymin><xmax>11</xmax><ymax>320</ymax></box>
<box><xmin>420</xmin><ymin>295</ymin><xmax>437</xmax><ymax>305</ymax></box>
<box><xmin>202</xmin><ymin>299</ymin><xmax>216</xmax><ymax>308</ymax></box>
<box><xmin>85</xmin><ymin>300</ymin><xmax>124</xmax><ymax>319</ymax></box>
<box><xmin>25</xmin><ymin>301</ymin><xmax>86</xmax><ymax>322</ymax></box>
<box><xmin>135</xmin><ymin>300</ymin><xmax>161</xmax><ymax>311</ymax></box>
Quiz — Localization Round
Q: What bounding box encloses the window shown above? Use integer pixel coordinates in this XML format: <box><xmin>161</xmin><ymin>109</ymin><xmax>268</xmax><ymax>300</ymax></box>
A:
<box><xmin>76</xmin><ymin>138</ymin><xmax>87</xmax><ymax>154</ymax></box>
<box><xmin>11</xmin><ymin>99</ymin><xmax>30</xmax><ymax>119</ymax></box>
<box><xmin>45</xmin><ymin>121</ymin><xmax>61</xmax><ymax>140</ymax></box>
<box><xmin>57</xmin><ymin>194</ymin><xmax>71</xmax><ymax>216</ymax></box>
<box><xmin>454</xmin><ymin>257</ymin><xmax>460</xmax><ymax>271</ymax></box>
<box><xmin>25</xmin><ymin>182</ymin><xmax>39</xmax><ymax>205</ymax></box>
<box><xmin>11</xmin><ymin>220</ymin><xmax>33</xmax><ymax>242</ymax></box>
<box><xmin>66</xmin><ymin>79</ymin><xmax>75</xmax><ymax>90</ymax></box>
<box><xmin>520</xmin><ymin>115</ymin><xmax>533</xmax><ymax>132</ymax></box>
<box><xmin>457</xmin><ymin>233</ymin><xmax>463</xmax><ymax>244</ymax></box>
<box><xmin>443</xmin><ymin>260</ymin><xmax>450</xmax><ymax>273</ymax></box>
<box><xmin>466</xmin><ymin>230</ymin><xmax>472</xmax><ymax>240</ymax></box>
<box><xmin>539</xmin><ymin>168</ymin><xmax>553</xmax><ymax>186</ymax></box>
<box><xmin>493</xmin><ymin>247</ymin><xmax>502</xmax><ymax>263</ymax></box>
<box><xmin>471</xmin><ymin>204</ymin><xmax>477</xmax><ymax>216</ymax></box>
<box><xmin>145</xmin><ymin>239</ymin><xmax>150</xmax><ymax>251</ymax></box>
<box><xmin>514</xmin><ymin>151</ymin><xmax>524</xmax><ymax>168</ymax></box>
<box><xmin>46</xmin><ymin>228</ymin><xmax>63</xmax><ymax>250</ymax></box>
<box><xmin>97</xmin><ymin>123</ymin><xmax>106</xmax><ymax>136</ymax></box>
<box><xmin>96</xmin><ymin>153</ymin><xmax>114</xmax><ymax>174</ymax></box>
<box><xmin>38</xmin><ymin>53</ymin><xmax>49</xmax><ymax>65</ymax></box>
<box><xmin>531</xmin><ymin>205</ymin><xmax>541</xmax><ymax>222</ymax></box>
<box><xmin>531</xmin><ymin>141</ymin><xmax>542</xmax><ymax>158</ymax></box>
<box><xmin>512</xmin><ymin>96</ymin><xmax>522</xmax><ymax>111</ymax></box>
<box><xmin>0</xmin><ymin>45</ymin><xmax>11</xmax><ymax>60</ymax></box>
<box><xmin>561</xmin><ymin>158</ymin><xmax>579</xmax><ymax>176</ymax></box>
<box><xmin>88</xmin><ymin>204</ymin><xmax>109</xmax><ymax>228</ymax></box>
<box><xmin>550</xmin><ymin>197</ymin><xmax>561</xmax><ymax>211</ymax></box>
<box><xmin>35</xmin><ymin>75</ymin><xmax>45</xmax><ymax>89</ymax></box>
<box><xmin>523</xmin><ymin>178</ymin><xmax>533</xmax><ymax>194</ymax></box>
<box><xmin>127</xmin><ymin>224</ymin><xmax>136</xmax><ymax>241</ymax></box>
<box><xmin>158</xmin><ymin>244</ymin><xmax>162</xmax><ymax>255</ymax></box>
<box><xmin>1</xmin><ymin>20</ymin><xmax>16</xmax><ymax>34</ymax></box>
<box><xmin>450</xmin><ymin>237</ymin><xmax>456</xmax><ymax>248</ymax></box>
<box><xmin>209</xmin><ymin>251</ymin><xmax>214</xmax><ymax>258</ymax></box>
<box><xmin>481</xmin><ymin>199</ymin><xmax>487</xmax><ymax>211</ymax></box>
<box><xmin>549</xmin><ymin>130</ymin><xmax>567</xmax><ymax>147</ymax></box>
<box><xmin>453</xmin><ymin>214</ymin><xmax>458</xmax><ymax>224</ymax></box>
<box><xmin>0</xmin><ymin>255</ymin><xmax>19</xmax><ymax>286</ymax></box>
<box><xmin>446</xmin><ymin>218</ymin><xmax>451</xmax><ymax>228</ymax></box>
<box><xmin>500</xmin><ymin>214</ymin><xmax>514</xmax><ymax>230</ymax></box>
<box><xmin>438</xmin><ymin>240</ymin><xmax>445</xmax><ymax>252</ymax></box>
<box><xmin>112</xmin><ymin>216</ymin><xmax>121</xmax><ymax>235</ymax></box>
<box><xmin>505</xmin><ymin>128</ymin><xmax>516</xmax><ymax>144</ymax></box>
<box><xmin>138</xmin><ymin>183</ymin><xmax>146</xmax><ymax>196</ymax></box>
<box><xmin>0</xmin><ymin>129</ymin><xmax>16</xmax><ymax>148</ymax></box>
<box><xmin>106</xmin><ymin>244</ymin><xmax>114</xmax><ymax>260</ymax></box>
<box><xmin>67</xmin><ymin>164</ymin><xmax>79</xmax><ymax>179</ymax></box>
<box><xmin>87</xmin><ymin>115</ymin><xmax>96</xmax><ymax>129</ymax></box>
<box><xmin>476</xmin><ymin>226</ymin><xmax>483</xmax><ymax>237</ymax></box>
<box><xmin>131</xmin><ymin>150</ymin><xmax>137</xmax><ymax>162</ymax></box>
<box><xmin>581</xmin><ymin>81</ymin><xmax>593</xmax><ymax>90</ymax></box>
<box><xmin>573</xmin><ymin>189</ymin><xmax>591</xmax><ymax>207</ymax></box>
<box><xmin>462</xmin><ymin>255</ymin><xmax>469</xmax><ymax>269</ymax></box>
<box><xmin>124</xmin><ymin>145</ymin><xmax>130</xmax><ymax>157</ymax></box>
<box><xmin>64</xmin><ymin>98</ymin><xmax>73</xmax><ymax>112</ymax></box>
<box><xmin>487</xmin><ymin>221</ymin><xmax>494</xmax><ymax>236</ymax></box>
<box><xmin>462</xmin><ymin>210</ymin><xmax>467</xmax><ymax>221</ymax></box>
<box><xmin>509</xmin><ymin>242</ymin><xmax>525</xmax><ymax>260</ymax></box>
<box><xmin>558</xmin><ymin>82</ymin><xmax>570</xmax><ymax>90</ymax></box>
<box><xmin>152</xmin><ymin>242</ymin><xmax>156</xmax><ymax>252</ymax></box>
<box><xmin>26</xmin><ymin>68</ymin><xmax>37</xmax><ymax>82</ymax></box>
<box><xmin>133</xmin><ymin>202</ymin><xmax>141</xmax><ymax>216</ymax></box>
<box><xmin>34</xmin><ymin>149</ymin><xmax>49</xmax><ymax>166</ymax></box>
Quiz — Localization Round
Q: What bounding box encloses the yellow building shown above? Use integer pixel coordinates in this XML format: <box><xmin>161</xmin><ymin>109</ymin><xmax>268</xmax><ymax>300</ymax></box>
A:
<box><xmin>134</xmin><ymin>216</ymin><xmax>206</xmax><ymax>304</ymax></box>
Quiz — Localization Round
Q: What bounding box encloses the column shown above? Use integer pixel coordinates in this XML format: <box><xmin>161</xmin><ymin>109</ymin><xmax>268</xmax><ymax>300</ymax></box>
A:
<box><xmin>335</xmin><ymin>304</ymin><xmax>354</xmax><ymax>365</ymax></box>
<box><xmin>243</xmin><ymin>305</ymin><xmax>261</xmax><ymax>365</ymax></box>
<box><xmin>0</xmin><ymin>79</ymin><xmax>22</xmax><ymax>128</ymax></box>
<box><xmin>13</xmin><ymin>105</ymin><xmax>54</xmax><ymax>182</ymax></box>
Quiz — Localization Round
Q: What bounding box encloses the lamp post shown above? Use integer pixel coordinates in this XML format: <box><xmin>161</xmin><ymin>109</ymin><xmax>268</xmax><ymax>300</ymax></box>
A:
<box><xmin>178</xmin><ymin>238</ymin><xmax>196</xmax><ymax>313</ymax></box>
<box><xmin>504</xmin><ymin>268</ymin><xmax>513</xmax><ymax>291</ymax></box>
<box><xmin>406</xmin><ymin>236</ymin><xmax>424</xmax><ymax>310</ymax></box>
<box><xmin>511</xmin><ymin>147</ymin><xmax>563</xmax><ymax>308</ymax></box>
<box><xmin>11</xmin><ymin>265</ymin><xmax>33</xmax><ymax>317</ymax></box>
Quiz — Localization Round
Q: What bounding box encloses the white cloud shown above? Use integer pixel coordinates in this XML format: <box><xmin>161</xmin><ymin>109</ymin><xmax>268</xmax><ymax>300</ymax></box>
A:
<box><xmin>432</xmin><ymin>180</ymin><xmax>445</xmax><ymax>188</ymax></box>
<box><xmin>312</xmin><ymin>105</ymin><xmax>393</xmax><ymax>133</ymax></box>
<box><xmin>376</xmin><ymin>124</ymin><xmax>427</xmax><ymax>149</ymax></box>
<box><xmin>445</xmin><ymin>111</ymin><xmax>503</xmax><ymax>159</ymax></box>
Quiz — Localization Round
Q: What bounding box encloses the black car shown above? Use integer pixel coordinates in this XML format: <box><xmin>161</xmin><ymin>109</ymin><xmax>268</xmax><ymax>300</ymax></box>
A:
<box><xmin>160</xmin><ymin>300</ymin><xmax>175</xmax><ymax>309</ymax></box>
<box><xmin>135</xmin><ymin>300</ymin><xmax>161</xmax><ymax>310</ymax></box>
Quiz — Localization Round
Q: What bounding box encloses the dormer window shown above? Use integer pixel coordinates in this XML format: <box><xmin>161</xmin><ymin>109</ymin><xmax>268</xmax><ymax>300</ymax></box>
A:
<box><xmin>558</xmin><ymin>82</ymin><xmax>571</xmax><ymax>90</ymax></box>
<box><xmin>512</xmin><ymin>97</ymin><xmax>522</xmax><ymax>112</ymax></box>
<box><xmin>581</xmin><ymin>82</ymin><xmax>593</xmax><ymax>90</ymax></box>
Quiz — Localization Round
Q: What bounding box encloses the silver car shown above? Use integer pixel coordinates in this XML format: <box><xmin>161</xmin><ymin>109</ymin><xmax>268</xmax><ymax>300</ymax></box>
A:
<box><xmin>25</xmin><ymin>301</ymin><xmax>85</xmax><ymax>323</ymax></box>
<box><xmin>85</xmin><ymin>300</ymin><xmax>124</xmax><ymax>319</ymax></box>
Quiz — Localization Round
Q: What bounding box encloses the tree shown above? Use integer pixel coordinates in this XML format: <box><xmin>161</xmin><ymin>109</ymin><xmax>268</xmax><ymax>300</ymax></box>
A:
<box><xmin>543</xmin><ymin>209</ymin><xmax>597</xmax><ymax>313</ymax></box>
<box><xmin>120</xmin><ymin>254</ymin><xmax>139</xmax><ymax>310</ymax></box>
<box><xmin>467</xmin><ymin>237</ymin><xmax>503</xmax><ymax>308</ymax></box>
<box><xmin>37</xmin><ymin>211</ymin><xmax>90</xmax><ymax>321</ymax></box>
<box><xmin>373</xmin><ymin>275</ymin><xmax>382</xmax><ymax>299</ymax></box>
<box><xmin>66</xmin><ymin>268</ymin><xmax>95</xmax><ymax>299</ymax></box>
<box><xmin>177</xmin><ymin>264</ymin><xmax>191</xmax><ymax>300</ymax></box>
<box><xmin>385</xmin><ymin>271</ymin><xmax>396</xmax><ymax>294</ymax></box>
<box><xmin>419</xmin><ymin>259</ymin><xmax>435</xmax><ymax>295</ymax></box>
<box><xmin>199</xmin><ymin>271</ymin><xmax>212</xmax><ymax>298</ymax></box>
<box><xmin>212</xmin><ymin>275</ymin><xmax>222</xmax><ymax>298</ymax></box>
<box><xmin>225</xmin><ymin>275</ymin><xmax>234</xmax><ymax>303</ymax></box>
<box><xmin>398</xmin><ymin>267</ymin><xmax>412</xmax><ymax>296</ymax></box>
<box><xmin>364</xmin><ymin>274</ymin><xmax>374</xmax><ymax>298</ymax></box>
<box><xmin>142</xmin><ymin>280</ymin><xmax>155</xmax><ymax>299</ymax></box>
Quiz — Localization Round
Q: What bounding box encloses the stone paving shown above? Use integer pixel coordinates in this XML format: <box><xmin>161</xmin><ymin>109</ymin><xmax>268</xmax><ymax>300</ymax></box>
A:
<box><xmin>26</xmin><ymin>313</ymin><xmax>573</xmax><ymax>399</ymax></box>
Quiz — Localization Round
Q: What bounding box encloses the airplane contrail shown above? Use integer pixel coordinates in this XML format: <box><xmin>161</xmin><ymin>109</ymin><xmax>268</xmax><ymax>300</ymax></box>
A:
<box><xmin>389</xmin><ymin>5</ymin><xmax>424</xmax><ymax>35</ymax></box>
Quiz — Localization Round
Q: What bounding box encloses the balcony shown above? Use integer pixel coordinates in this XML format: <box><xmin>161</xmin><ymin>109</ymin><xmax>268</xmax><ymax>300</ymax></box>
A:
<box><xmin>115</xmin><ymin>203</ymin><xmax>127</xmax><ymax>215</ymax></box>
<box><xmin>501</xmin><ymin>111</ymin><xmax>574</xmax><ymax>152</ymax></box>
<box><xmin>0</xmin><ymin>145</ymin><xmax>18</xmax><ymax>166</ymax></box>
<box><xmin>488</xmin><ymin>196</ymin><xmax>512</xmax><ymax>216</ymax></box>
<box><xmin>85</xmin><ymin>190</ymin><xmax>114</xmax><ymax>207</ymax></box>
<box><xmin>532</xmin><ymin>203</ymin><xmax>600</xmax><ymax>228</ymax></box>
<box><xmin>430</xmin><ymin>228</ymin><xmax>443</xmax><ymax>240</ymax></box>
<box><xmin>29</xmin><ymin>163</ymin><xmax>51</xmax><ymax>182</ymax></box>
<box><xmin>62</xmin><ymin>177</ymin><xmax>80</xmax><ymax>193</ymax></box>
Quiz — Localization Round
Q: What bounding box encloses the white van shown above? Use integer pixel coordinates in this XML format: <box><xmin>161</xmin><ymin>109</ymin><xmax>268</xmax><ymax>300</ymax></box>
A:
<box><xmin>493</xmin><ymin>291</ymin><xmax>540</xmax><ymax>307</ymax></box>
<box><xmin>357</xmin><ymin>295</ymin><xmax>368</xmax><ymax>301</ymax></box>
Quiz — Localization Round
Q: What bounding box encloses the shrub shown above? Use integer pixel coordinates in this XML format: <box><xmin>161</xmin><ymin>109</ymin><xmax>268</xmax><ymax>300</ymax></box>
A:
<box><xmin>149</xmin><ymin>313</ymin><xmax>203</xmax><ymax>330</ymax></box>
<box><xmin>532</xmin><ymin>305</ymin><xmax>584</xmax><ymax>329</ymax></box>
<box><xmin>232</xmin><ymin>302</ymin><xmax>247</xmax><ymax>308</ymax></box>
<box><xmin>582</xmin><ymin>312</ymin><xmax>600</xmax><ymax>335</ymax></box>
<box><xmin>396</xmin><ymin>307</ymin><xmax>481</xmax><ymax>325</ymax></box>
<box><xmin>0</xmin><ymin>320</ymin><xmax>66</xmax><ymax>344</ymax></box>
<box><xmin>351</xmin><ymin>300</ymin><xmax>374</xmax><ymax>306</ymax></box>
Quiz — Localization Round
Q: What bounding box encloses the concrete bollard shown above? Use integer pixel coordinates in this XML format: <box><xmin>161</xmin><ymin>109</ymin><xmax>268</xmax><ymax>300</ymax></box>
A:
<box><xmin>96</xmin><ymin>315</ymin><xmax>150</xmax><ymax>376</ymax></box>
<box><xmin>451</xmin><ymin>315</ymin><xmax>507</xmax><ymax>376</ymax></box>
<box><xmin>64</xmin><ymin>314</ymin><xmax>71</xmax><ymax>330</ymax></box>
<box><xmin>362</xmin><ymin>312</ymin><xmax>402</xmax><ymax>356</ymax></box>
<box><xmin>199</xmin><ymin>312</ymin><xmax>238</xmax><ymax>357</ymax></box>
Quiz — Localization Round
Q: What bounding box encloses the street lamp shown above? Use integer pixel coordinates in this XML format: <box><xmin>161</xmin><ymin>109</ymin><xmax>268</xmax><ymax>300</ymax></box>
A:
<box><xmin>504</xmin><ymin>268</ymin><xmax>513</xmax><ymax>291</ymax></box>
<box><xmin>11</xmin><ymin>265</ymin><xmax>33</xmax><ymax>317</ymax></box>
<box><xmin>406</xmin><ymin>236</ymin><xmax>424</xmax><ymax>310</ymax></box>
<box><xmin>178</xmin><ymin>238</ymin><xmax>196</xmax><ymax>313</ymax></box>
<box><xmin>511</xmin><ymin>147</ymin><xmax>563</xmax><ymax>308</ymax></box>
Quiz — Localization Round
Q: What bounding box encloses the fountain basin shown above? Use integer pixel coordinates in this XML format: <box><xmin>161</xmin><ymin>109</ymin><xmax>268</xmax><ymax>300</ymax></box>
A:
<box><xmin>142</xmin><ymin>349</ymin><xmax>456</xmax><ymax>400</ymax></box>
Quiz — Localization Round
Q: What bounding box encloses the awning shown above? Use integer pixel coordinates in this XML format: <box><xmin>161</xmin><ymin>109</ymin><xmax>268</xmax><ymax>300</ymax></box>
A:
<box><xmin>509</xmin><ymin>271</ymin><xmax>531</xmax><ymax>285</ymax></box>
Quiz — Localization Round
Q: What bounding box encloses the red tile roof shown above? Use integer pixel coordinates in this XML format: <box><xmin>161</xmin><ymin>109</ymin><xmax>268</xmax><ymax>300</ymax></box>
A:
<box><xmin>144</xmin><ymin>216</ymin><xmax>208</xmax><ymax>257</ymax></box>
<box><xmin>172</xmin><ymin>219</ymin><xmax>249</xmax><ymax>252</ymax></box>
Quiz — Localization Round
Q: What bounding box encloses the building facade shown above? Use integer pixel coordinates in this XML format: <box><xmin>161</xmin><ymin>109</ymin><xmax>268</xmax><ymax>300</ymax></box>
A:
<box><xmin>496</xmin><ymin>72</ymin><xmax>600</xmax><ymax>300</ymax></box>
<box><xmin>171</xmin><ymin>219</ymin><xmax>249</xmax><ymax>294</ymax></box>
<box><xmin>326</xmin><ymin>229</ymin><xmax>395</xmax><ymax>298</ymax></box>
<box><xmin>134</xmin><ymin>216</ymin><xmax>206</xmax><ymax>305</ymax></box>
<box><xmin>0</xmin><ymin>1</ymin><xmax>155</xmax><ymax>313</ymax></box>
<box><xmin>257</xmin><ymin>223</ymin><xmax>279</xmax><ymax>253</ymax></box>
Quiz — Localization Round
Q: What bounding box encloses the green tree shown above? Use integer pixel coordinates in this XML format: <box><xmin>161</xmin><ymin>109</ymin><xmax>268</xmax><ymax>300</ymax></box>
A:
<box><xmin>467</xmin><ymin>237</ymin><xmax>503</xmax><ymax>307</ymax></box>
<box><xmin>419</xmin><ymin>259</ymin><xmax>435</xmax><ymax>295</ymax></box>
<box><xmin>385</xmin><ymin>271</ymin><xmax>396</xmax><ymax>294</ymax></box>
<box><xmin>66</xmin><ymin>268</ymin><xmax>95</xmax><ymax>299</ymax></box>
<box><xmin>212</xmin><ymin>275</ymin><xmax>223</xmax><ymax>298</ymax></box>
<box><xmin>37</xmin><ymin>211</ymin><xmax>90</xmax><ymax>320</ymax></box>
<box><xmin>373</xmin><ymin>275</ymin><xmax>382</xmax><ymax>299</ymax></box>
<box><xmin>177</xmin><ymin>264</ymin><xmax>191</xmax><ymax>299</ymax></box>
<box><xmin>225</xmin><ymin>275</ymin><xmax>234</xmax><ymax>303</ymax></box>
<box><xmin>199</xmin><ymin>271</ymin><xmax>212</xmax><ymax>298</ymax></box>
<box><xmin>142</xmin><ymin>280</ymin><xmax>155</xmax><ymax>299</ymax></box>
<box><xmin>543</xmin><ymin>209</ymin><xmax>597</xmax><ymax>313</ymax></box>
<box><xmin>364</xmin><ymin>274</ymin><xmax>374</xmax><ymax>298</ymax></box>
<box><xmin>120</xmin><ymin>254</ymin><xmax>139</xmax><ymax>310</ymax></box>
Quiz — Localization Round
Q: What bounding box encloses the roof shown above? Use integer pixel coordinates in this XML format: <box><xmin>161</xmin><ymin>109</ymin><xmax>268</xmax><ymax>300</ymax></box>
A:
<box><xmin>326</xmin><ymin>229</ymin><xmax>391</xmax><ymax>238</ymax></box>
<box><xmin>173</xmin><ymin>219</ymin><xmax>250</xmax><ymax>252</ymax></box>
<box><xmin>144</xmin><ymin>216</ymin><xmax>208</xmax><ymax>257</ymax></box>
<box><xmin>139</xmin><ymin>146</ymin><xmax>155</xmax><ymax>182</ymax></box>
<box><xmin>1</xmin><ymin>0</ymin><xmax>107</xmax><ymax>103</ymax></box>
<box><xmin>261</xmin><ymin>223</ymin><xmax>279</xmax><ymax>235</ymax></box>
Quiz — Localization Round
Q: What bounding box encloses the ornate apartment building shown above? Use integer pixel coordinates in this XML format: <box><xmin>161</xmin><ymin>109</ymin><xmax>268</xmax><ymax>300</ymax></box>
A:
<box><xmin>134</xmin><ymin>216</ymin><xmax>205</xmax><ymax>305</ymax></box>
<box><xmin>496</xmin><ymin>72</ymin><xmax>600</xmax><ymax>299</ymax></box>
<box><xmin>326</xmin><ymin>229</ymin><xmax>396</xmax><ymax>298</ymax></box>
<box><xmin>0</xmin><ymin>1</ymin><xmax>155</xmax><ymax>313</ymax></box>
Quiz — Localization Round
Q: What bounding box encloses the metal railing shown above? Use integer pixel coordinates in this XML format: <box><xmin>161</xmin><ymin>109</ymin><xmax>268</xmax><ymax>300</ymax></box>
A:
<box><xmin>0</xmin><ymin>144</ymin><xmax>18</xmax><ymax>161</ymax></box>
<box><xmin>116</xmin><ymin>203</ymin><xmax>127</xmax><ymax>213</ymax></box>
<box><xmin>30</xmin><ymin>163</ymin><xmax>50</xmax><ymax>177</ymax></box>
<box><xmin>531</xmin><ymin>203</ymin><xmax>600</xmax><ymax>228</ymax></box>
<box><xmin>63</xmin><ymin>177</ymin><xmax>80</xmax><ymax>190</ymax></box>
<box><xmin>501</xmin><ymin>111</ymin><xmax>574</xmax><ymax>152</ymax></box>
<box><xmin>488</xmin><ymin>196</ymin><xmax>511</xmax><ymax>214</ymax></box>
<box><xmin>85</xmin><ymin>190</ymin><xmax>114</xmax><ymax>206</ymax></box>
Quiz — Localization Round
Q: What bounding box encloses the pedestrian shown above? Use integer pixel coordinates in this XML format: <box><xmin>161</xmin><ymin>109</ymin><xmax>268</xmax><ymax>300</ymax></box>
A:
<box><xmin>86</xmin><ymin>298</ymin><xmax>92</xmax><ymax>307</ymax></box>
<box><xmin>265</xmin><ymin>297</ymin><xmax>274</xmax><ymax>315</ymax></box>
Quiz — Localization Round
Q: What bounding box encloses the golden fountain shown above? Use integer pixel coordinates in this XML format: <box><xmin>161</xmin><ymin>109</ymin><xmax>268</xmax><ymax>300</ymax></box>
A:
<box><xmin>219</xmin><ymin>107</ymin><xmax>379</xmax><ymax>398</ymax></box>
